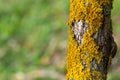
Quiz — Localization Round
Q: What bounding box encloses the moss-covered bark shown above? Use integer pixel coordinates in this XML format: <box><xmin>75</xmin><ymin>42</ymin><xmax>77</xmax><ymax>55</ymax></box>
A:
<box><xmin>66</xmin><ymin>0</ymin><xmax>117</xmax><ymax>80</ymax></box>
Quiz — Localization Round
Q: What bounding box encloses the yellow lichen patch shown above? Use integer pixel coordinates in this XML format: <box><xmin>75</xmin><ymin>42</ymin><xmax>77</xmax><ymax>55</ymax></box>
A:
<box><xmin>66</xmin><ymin>0</ymin><xmax>111</xmax><ymax>80</ymax></box>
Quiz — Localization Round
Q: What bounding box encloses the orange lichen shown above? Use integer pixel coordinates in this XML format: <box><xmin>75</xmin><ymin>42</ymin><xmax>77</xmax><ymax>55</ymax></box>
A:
<box><xmin>66</xmin><ymin>0</ymin><xmax>111</xmax><ymax>80</ymax></box>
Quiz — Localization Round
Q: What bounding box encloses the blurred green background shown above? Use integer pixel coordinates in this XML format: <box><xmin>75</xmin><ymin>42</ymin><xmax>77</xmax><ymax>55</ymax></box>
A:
<box><xmin>0</xmin><ymin>0</ymin><xmax>119</xmax><ymax>80</ymax></box>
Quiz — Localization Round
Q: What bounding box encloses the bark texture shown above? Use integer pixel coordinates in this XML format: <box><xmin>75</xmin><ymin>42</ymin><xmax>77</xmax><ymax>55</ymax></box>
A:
<box><xmin>66</xmin><ymin>0</ymin><xmax>117</xmax><ymax>80</ymax></box>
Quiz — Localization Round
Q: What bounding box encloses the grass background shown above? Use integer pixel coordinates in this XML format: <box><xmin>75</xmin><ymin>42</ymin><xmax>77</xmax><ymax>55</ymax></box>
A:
<box><xmin>0</xmin><ymin>0</ymin><xmax>120</xmax><ymax>80</ymax></box>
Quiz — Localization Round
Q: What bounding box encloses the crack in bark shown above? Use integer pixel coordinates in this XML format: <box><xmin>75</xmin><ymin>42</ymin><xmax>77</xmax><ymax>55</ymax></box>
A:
<box><xmin>82</xmin><ymin>60</ymin><xmax>87</xmax><ymax>69</ymax></box>
<box><xmin>91</xmin><ymin>58</ymin><xmax>99</xmax><ymax>71</ymax></box>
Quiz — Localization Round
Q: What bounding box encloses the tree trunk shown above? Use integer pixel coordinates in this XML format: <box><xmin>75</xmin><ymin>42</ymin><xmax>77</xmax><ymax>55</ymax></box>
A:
<box><xmin>66</xmin><ymin>0</ymin><xmax>117</xmax><ymax>80</ymax></box>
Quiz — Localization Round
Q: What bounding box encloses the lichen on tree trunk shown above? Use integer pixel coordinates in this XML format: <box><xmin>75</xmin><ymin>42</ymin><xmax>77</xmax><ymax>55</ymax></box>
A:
<box><xmin>66</xmin><ymin>0</ymin><xmax>117</xmax><ymax>80</ymax></box>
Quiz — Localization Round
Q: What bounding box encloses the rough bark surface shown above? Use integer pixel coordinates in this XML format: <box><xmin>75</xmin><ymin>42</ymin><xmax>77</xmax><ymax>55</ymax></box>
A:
<box><xmin>66</xmin><ymin>0</ymin><xmax>117</xmax><ymax>80</ymax></box>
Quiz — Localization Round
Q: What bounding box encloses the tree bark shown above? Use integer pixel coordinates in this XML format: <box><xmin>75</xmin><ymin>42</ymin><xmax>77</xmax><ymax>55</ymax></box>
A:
<box><xmin>66</xmin><ymin>0</ymin><xmax>117</xmax><ymax>80</ymax></box>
